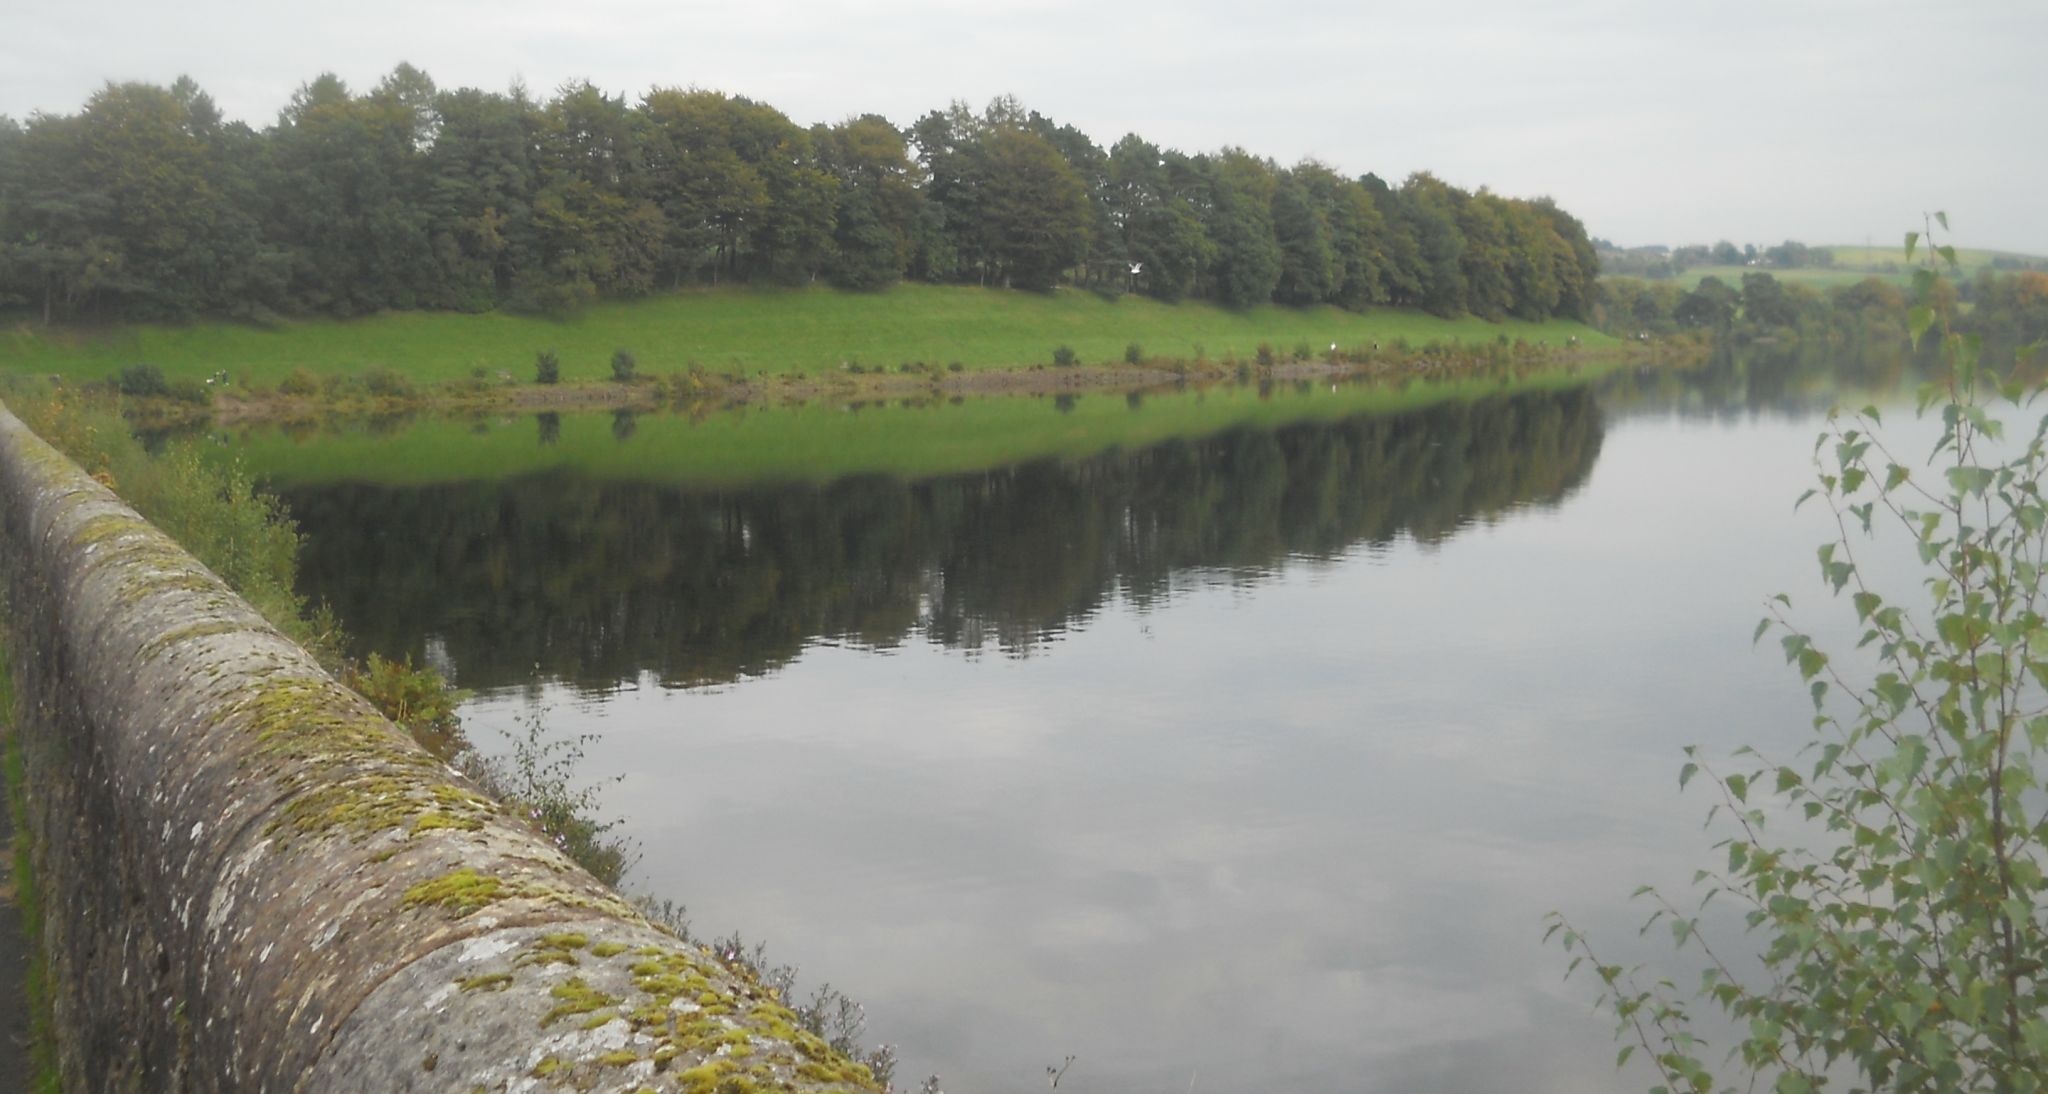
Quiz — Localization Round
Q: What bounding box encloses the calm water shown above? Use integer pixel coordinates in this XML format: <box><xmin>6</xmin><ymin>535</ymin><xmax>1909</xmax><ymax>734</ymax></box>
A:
<box><xmin>251</xmin><ymin>348</ymin><xmax>1937</xmax><ymax>1092</ymax></box>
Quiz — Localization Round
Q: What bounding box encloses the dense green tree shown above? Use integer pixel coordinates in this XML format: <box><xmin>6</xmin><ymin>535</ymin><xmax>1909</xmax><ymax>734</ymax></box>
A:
<box><xmin>1453</xmin><ymin>190</ymin><xmax>1516</xmax><ymax>320</ymax></box>
<box><xmin>0</xmin><ymin>116</ymin><xmax>21</xmax><ymax>310</ymax></box>
<box><xmin>972</xmin><ymin>125</ymin><xmax>1090</xmax><ymax>290</ymax></box>
<box><xmin>1528</xmin><ymin>197</ymin><xmax>1599</xmax><ymax>321</ymax></box>
<box><xmin>822</xmin><ymin>187</ymin><xmax>900</xmax><ymax>290</ymax></box>
<box><xmin>1271</xmin><ymin>170</ymin><xmax>1337</xmax><ymax>306</ymax></box>
<box><xmin>0</xmin><ymin>75</ymin><xmax>1603</xmax><ymax>325</ymax></box>
<box><xmin>1965</xmin><ymin>270</ymin><xmax>2048</xmax><ymax>349</ymax></box>
<box><xmin>677</xmin><ymin>93</ymin><xmax>839</xmax><ymax>283</ymax></box>
<box><xmin>1205</xmin><ymin>150</ymin><xmax>1282</xmax><ymax>308</ymax></box>
<box><xmin>1100</xmin><ymin>136</ymin><xmax>1214</xmax><ymax>301</ymax></box>
<box><xmin>1399</xmin><ymin>173</ymin><xmax>1468</xmax><ymax>316</ymax></box>
<box><xmin>266</xmin><ymin>70</ymin><xmax>445</xmax><ymax>314</ymax></box>
<box><xmin>1598</xmin><ymin>277</ymin><xmax>1683</xmax><ymax>333</ymax></box>
<box><xmin>816</xmin><ymin>115</ymin><xmax>920</xmax><ymax>288</ymax></box>
<box><xmin>1295</xmin><ymin>163</ymin><xmax>1389</xmax><ymax>311</ymax></box>
<box><xmin>419</xmin><ymin>86</ymin><xmax>540</xmax><ymax>311</ymax></box>
<box><xmin>629</xmin><ymin>86</ymin><xmax>751</xmax><ymax>287</ymax></box>
<box><xmin>1102</xmin><ymin>134</ymin><xmax>1159</xmax><ymax>277</ymax></box>
<box><xmin>1763</xmin><ymin>239</ymin><xmax>1811</xmax><ymax>268</ymax></box>
<box><xmin>3</xmin><ymin>110</ymin><xmax>114</xmax><ymax>323</ymax></box>
<box><xmin>516</xmin><ymin>82</ymin><xmax>664</xmax><ymax>310</ymax></box>
<box><xmin>1361</xmin><ymin>174</ymin><xmax>1427</xmax><ymax>309</ymax></box>
<box><xmin>1673</xmin><ymin>275</ymin><xmax>1738</xmax><ymax>329</ymax></box>
<box><xmin>1740</xmin><ymin>270</ymin><xmax>1799</xmax><ymax>327</ymax></box>
<box><xmin>905</xmin><ymin>102</ymin><xmax>983</xmax><ymax>282</ymax></box>
<box><xmin>1025</xmin><ymin>111</ymin><xmax>1111</xmax><ymax>289</ymax></box>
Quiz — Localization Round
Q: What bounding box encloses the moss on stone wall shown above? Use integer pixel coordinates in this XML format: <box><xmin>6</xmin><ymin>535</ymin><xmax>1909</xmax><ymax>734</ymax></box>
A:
<box><xmin>0</xmin><ymin>400</ymin><xmax>880</xmax><ymax>1092</ymax></box>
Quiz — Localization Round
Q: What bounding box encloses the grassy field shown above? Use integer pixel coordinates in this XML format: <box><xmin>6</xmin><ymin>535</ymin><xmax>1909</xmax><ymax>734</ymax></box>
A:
<box><xmin>0</xmin><ymin>283</ymin><xmax>1613</xmax><ymax>388</ymax></box>
<box><xmin>1658</xmin><ymin>244</ymin><xmax>2045</xmax><ymax>293</ymax></box>
<box><xmin>218</xmin><ymin>362</ymin><xmax>1615</xmax><ymax>489</ymax></box>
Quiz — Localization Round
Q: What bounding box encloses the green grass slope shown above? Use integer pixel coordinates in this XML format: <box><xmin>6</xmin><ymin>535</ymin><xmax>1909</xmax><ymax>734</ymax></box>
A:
<box><xmin>1</xmin><ymin>283</ymin><xmax>1613</xmax><ymax>387</ymax></box>
<box><xmin>222</xmin><ymin>364</ymin><xmax>1613</xmax><ymax>489</ymax></box>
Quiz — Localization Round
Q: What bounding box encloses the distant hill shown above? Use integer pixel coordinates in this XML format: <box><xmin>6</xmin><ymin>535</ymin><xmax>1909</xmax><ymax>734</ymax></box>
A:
<box><xmin>1596</xmin><ymin>239</ymin><xmax>2048</xmax><ymax>291</ymax></box>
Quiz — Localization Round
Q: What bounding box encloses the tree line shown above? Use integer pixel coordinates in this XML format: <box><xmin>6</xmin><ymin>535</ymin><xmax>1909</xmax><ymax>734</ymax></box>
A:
<box><xmin>0</xmin><ymin>66</ymin><xmax>1600</xmax><ymax>326</ymax></box>
<box><xmin>1597</xmin><ymin>239</ymin><xmax>1839</xmax><ymax>281</ymax></box>
<box><xmin>1599</xmin><ymin>267</ymin><xmax>2048</xmax><ymax>360</ymax></box>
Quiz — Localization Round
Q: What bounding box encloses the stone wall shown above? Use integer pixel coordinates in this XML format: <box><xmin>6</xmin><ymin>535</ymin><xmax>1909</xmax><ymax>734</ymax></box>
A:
<box><xmin>0</xmin><ymin>400</ymin><xmax>879</xmax><ymax>1093</ymax></box>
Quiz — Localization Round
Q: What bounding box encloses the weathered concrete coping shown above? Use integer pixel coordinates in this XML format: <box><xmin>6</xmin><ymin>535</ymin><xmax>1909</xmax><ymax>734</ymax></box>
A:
<box><xmin>0</xmin><ymin>397</ymin><xmax>881</xmax><ymax>1093</ymax></box>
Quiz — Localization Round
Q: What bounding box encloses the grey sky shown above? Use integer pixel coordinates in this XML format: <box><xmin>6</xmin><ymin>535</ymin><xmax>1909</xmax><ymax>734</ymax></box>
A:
<box><xmin>4</xmin><ymin>0</ymin><xmax>2043</xmax><ymax>254</ymax></box>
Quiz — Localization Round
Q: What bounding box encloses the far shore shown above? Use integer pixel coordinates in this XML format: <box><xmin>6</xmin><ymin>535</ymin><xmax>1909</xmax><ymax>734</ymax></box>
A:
<box><xmin>188</xmin><ymin>340</ymin><xmax>1687</xmax><ymax>426</ymax></box>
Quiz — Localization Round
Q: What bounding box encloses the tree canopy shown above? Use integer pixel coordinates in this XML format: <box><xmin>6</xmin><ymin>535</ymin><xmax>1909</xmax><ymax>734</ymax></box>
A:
<box><xmin>0</xmin><ymin>70</ymin><xmax>1600</xmax><ymax>325</ymax></box>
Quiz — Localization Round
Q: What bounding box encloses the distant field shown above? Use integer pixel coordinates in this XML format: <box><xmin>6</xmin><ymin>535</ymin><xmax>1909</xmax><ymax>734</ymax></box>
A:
<box><xmin>0</xmin><ymin>284</ymin><xmax>1613</xmax><ymax>388</ymax></box>
<box><xmin>1666</xmin><ymin>265</ymin><xmax>1891</xmax><ymax>291</ymax></box>
<box><xmin>1821</xmin><ymin>244</ymin><xmax>2037</xmax><ymax>274</ymax></box>
<box><xmin>1633</xmin><ymin>244</ymin><xmax>2046</xmax><ymax>293</ymax></box>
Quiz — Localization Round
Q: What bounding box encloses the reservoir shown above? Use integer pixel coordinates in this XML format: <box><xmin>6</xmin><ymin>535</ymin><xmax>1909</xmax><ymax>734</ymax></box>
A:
<box><xmin>230</xmin><ymin>347</ymin><xmax>1926</xmax><ymax>1092</ymax></box>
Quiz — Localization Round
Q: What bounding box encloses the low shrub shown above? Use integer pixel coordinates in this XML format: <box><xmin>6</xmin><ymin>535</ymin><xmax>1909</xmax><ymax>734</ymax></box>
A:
<box><xmin>343</xmin><ymin>654</ymin><xmax>467</xmax><ymax>760</ymax></box>
<box><xmin>362</xmin><ymin>367</ymin><xmax>414</xmax><ymax>398</ymax></box>
<box><xmin>610</xmin><ymin>349</ymin><xmax>636</xmax><ymax>383</ymax></box>
<box><xmin>1051</xmin><ymin>345</ymin><xmax>1077</xmax><ymax>367</ymax></box>
<box><xmin>278</xmin><ymin>368</ymin><xmax>320</xmax><ymax>396</ymax></box>
<box><xmin>535</xmin><ymin>350</ymin><xmax>560</xmax><ymax>385</ymax></box>
<box><xmin>115</xmin><ymin>364</ymin><xmax>169</xmax><ymax>397</ymax></box>
<box><xmin>168</xmin><ymin>379</ymin><xmax>211</xmax><ymax>405</ymax></box>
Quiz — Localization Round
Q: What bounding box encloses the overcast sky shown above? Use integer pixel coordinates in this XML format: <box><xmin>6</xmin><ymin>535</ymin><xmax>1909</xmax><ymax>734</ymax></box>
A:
<box><xmin>4</xmin><ymin>0</ymin><xmax>2043</xmax><ymax>254</ymax></box>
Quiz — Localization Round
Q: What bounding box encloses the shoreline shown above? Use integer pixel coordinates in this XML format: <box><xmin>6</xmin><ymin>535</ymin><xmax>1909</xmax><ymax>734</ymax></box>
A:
<box><xmin>195</xmin><ymin>342</ymin><xmax>1687</xmax><ymax>427</ymax></box>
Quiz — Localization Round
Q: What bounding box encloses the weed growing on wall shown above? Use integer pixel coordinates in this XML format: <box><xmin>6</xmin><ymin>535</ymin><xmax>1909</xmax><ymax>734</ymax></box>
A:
<box><xmin>457</xmin><ymin>705</ymin><xmax>632</xmax><ymax>888</ymax></box>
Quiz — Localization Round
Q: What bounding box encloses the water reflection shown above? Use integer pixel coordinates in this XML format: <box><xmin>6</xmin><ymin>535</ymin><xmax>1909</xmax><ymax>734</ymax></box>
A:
<box><xmin>283</xmin><ymin>386</ymin><xmax>1603</xmax><ymax>692</ymax></box>
<box><xmin>1600</xmin><ymin>336</ymin><xmax>1930</xmax><ymax>421</ymax></box>
<box><xmin>242</xmin><ymin>341</ymin><xmax>1980</xmax><ymax>1092</ymax></box>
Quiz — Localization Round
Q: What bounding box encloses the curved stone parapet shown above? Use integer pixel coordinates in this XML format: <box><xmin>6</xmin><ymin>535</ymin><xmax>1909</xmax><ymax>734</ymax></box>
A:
<box><xmin>0</xmin><ymin>399</ymin><xmax>881</xmax><ymax>1093</ymax></box>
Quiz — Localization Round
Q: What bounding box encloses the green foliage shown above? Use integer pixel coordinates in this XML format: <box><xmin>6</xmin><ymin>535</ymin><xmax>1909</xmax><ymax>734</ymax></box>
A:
<box><xmin>1051</xmin><ymin>344</ymin><xmax>1077</xmax><ymax>367</ymax></box>
<box><xmin>610</xmin><ymin>349</ymin><xmax>636</xmax><ymax>383</ymax></box>
<box><xmin>1124</xmin><ymin>342</ymin><xmax>1143</xmax><ymax>365</ymax></box>
<box><xmin>458</xmin><ymin>708</ymin><xmax>632</xmax><ymax>887</ymax></box>
<box><xmin>11</xmin><ymin>394</ymin><xmax>332</xmax><ymax>657</ymax></box>
<box><xmin>973</xmin><ymin>126</ymin><xmax>1091</xmax><ymax>291</ymax></box>
<box><xmin>1207</xmin><ymin>150</ymin><xmax>1284</xmax><ymax>309</ymax></box>
<box><xmin>115</xmin><ymin>363</ymin><xmax>169</xmax><ymax>397</ymax></box>
<box><xmin>342</xmin><ymin>653</ymin><xmax>469</xmax><ymax>760</ymax></box>
<box><xmin>361</xmin><ymin>366</ymin><xmax>414</xmax><ymax>399</ymax></box>
<box><xmin>278</xmin><ymin>367</ymin><xmax>320</xmax><ymax>396</ymax></box>
<box><xmin>166</xmin><ymin>378</ymin><xmax>210</xmax><ymax>405</ymax></box>
<box><xmin>0</xmin><ymin>74</ymin><xmax>1597</xmax><ymax>324</ymax></box>
<box><xmin>534</xmin><ymin>349</ymin><xmax>560</xmax><ymax>385</ymax></box>
<box><xmin>1741</xmin><ymin>270</ymin><xmax>1800</xmax><ymax>328</ymax></box>
<box><xmin>0</xmin><ymin>639</ymin><xmax>62</xmax><ymax>1094</ymax></box>
<box><xmin>1553</xmin><ymin>236</ymin><xmax>2048</xmax><ymax>1091</ymax></box>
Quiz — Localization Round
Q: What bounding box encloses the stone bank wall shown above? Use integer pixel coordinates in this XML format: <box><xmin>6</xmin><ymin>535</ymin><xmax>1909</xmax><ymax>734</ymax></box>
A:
<box><xmin>0</xmin><ymin>400</ymin><xmax>877</xmax><ymax>1093</ymax></box>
